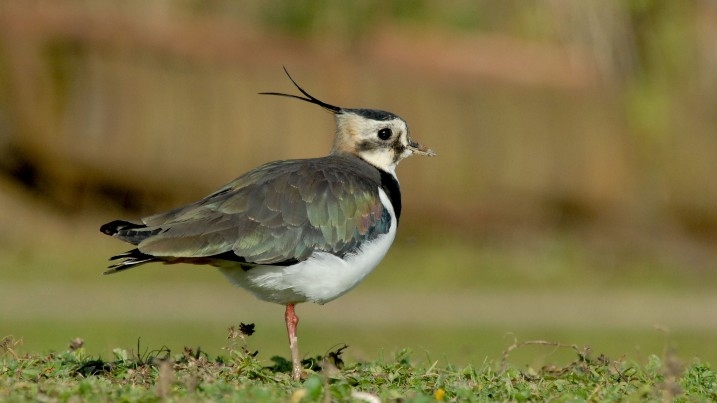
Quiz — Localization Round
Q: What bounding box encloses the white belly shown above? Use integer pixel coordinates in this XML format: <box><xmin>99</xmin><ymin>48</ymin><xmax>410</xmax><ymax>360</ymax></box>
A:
<box><xmin>218</xmin><ymin>189</ymin><xmax>397</xmax><ymax>305</ymax></box>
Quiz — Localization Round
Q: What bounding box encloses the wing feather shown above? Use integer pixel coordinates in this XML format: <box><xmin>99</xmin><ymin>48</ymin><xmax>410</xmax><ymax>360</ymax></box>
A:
<box><xmin>135</xmin><ymin>155</ymin><xmax>391</xmax><ymax>265</ymax></box>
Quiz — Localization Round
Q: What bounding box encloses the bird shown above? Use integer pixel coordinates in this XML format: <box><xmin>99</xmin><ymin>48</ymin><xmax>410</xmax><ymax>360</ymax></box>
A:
<box><xmin>100</xmin><ymin>68</ymin><xmax>435</xmax><ymax>380</ymax></box>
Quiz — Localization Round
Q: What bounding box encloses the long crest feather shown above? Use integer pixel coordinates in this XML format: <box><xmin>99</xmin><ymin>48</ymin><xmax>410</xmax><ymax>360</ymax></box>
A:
<box><xmin>260</xmin><ymin>66</ymin><xmax>342</xmax><ymax>113</ymax></box>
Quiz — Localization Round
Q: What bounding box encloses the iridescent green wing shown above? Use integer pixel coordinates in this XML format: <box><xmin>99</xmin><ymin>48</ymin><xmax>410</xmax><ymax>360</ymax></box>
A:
<box><xmin>137</xmin><ymin>156</ymin><xmax>392</xmax><ymax>264</ymax></box>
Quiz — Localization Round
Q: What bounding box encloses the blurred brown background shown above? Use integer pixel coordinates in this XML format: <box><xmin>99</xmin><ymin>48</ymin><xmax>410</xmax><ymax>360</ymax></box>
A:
<box><xmin>1</xmin><ymin>0</ymin><xmax>716</xmax><ymax>366</ymax></box>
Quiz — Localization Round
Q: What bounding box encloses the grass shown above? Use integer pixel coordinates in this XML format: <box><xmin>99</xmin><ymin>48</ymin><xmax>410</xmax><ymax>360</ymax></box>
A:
<box><xmin>5</xmin><ymin>311</ymin><xmax>717</xmax><ymax>371</ymax></box>
<box><xmin>2</xmin><ymin>185</ymin><xmax>717</xmax><ymax>399</ymax></box>
<box><xmin>2</xmin><ymin>331</ymin><xmax>716</xmax><ymax>402</ymax></box>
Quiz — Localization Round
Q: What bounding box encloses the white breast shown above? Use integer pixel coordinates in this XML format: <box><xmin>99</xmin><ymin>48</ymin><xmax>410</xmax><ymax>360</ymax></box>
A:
<box><xmin>219</xmin><ymin>188</ymin><xmax>397</xmax><ymax>305</ymax></box>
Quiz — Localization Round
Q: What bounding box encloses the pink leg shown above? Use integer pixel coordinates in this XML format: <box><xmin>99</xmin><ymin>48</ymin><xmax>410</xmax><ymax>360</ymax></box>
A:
<box><xmin>285</xmin><ymin>303</ymin><xmax>302</xmax><ymax>380</ymax></box>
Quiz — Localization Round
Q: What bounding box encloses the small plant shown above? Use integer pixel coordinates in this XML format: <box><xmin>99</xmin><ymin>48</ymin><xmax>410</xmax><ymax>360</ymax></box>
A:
<box><xmin>1</xmin><ymin>332</ymin><xmax>716</xmax><ymax>401</ymax></box>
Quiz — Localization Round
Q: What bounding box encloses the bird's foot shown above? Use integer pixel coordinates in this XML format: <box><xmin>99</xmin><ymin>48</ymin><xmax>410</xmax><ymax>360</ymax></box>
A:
<box><xmin>291</xmin><ymin>365</ymin><xmax>305</xmax><ymax>381</ymax></box>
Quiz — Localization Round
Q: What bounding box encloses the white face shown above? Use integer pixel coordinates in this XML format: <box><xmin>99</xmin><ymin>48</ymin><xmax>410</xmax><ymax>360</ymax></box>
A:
<box><xmin>333</xmin><ymin>111</ymin><xmax>419</xmax><ymax>174</ymax></box>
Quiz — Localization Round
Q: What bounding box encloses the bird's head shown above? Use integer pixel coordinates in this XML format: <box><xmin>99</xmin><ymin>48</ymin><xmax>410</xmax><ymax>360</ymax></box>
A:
<box><xmin>261</xmin><ymin>68</ymin><xmax>435</xmax><ymax>174</ymax></box>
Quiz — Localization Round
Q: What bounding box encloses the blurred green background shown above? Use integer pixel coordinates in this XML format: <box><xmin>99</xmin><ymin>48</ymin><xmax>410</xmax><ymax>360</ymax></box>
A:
<box><xmin>1</xmin><ymin>0</ymin><xmax>716</xmax><ymax>367</ymax></box>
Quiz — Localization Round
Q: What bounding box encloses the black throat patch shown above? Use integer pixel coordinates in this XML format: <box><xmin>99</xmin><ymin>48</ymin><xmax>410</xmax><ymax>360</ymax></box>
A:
<box><xmin>378</xmin><ymin>169</ymin><xmax>402</xmax><ymax>222</ymax></box>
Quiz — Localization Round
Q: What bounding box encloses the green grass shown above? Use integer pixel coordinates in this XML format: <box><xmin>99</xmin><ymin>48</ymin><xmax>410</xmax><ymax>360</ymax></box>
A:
<box><xmin>2</xmin><ymin>332</ymin><xmax>716</xmax><ymax>402</ymax></box>
<box><xmin>3</xmin><ymin>215</ymin><xmax>717</xmax><ymax>384</ymax></box>
<box><xmin>5</xmin><ymin>317</ymin><xmax>717</xmax><ymax>371</ymax></box>
<box><xmin>2</xmin><ymin>194</ymin><xmax>717</xmax><ymax>399</ymax></box>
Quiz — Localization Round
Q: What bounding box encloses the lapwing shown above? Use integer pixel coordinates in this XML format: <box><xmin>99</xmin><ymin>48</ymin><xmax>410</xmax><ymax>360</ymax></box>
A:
<box><xmin>100</xmin><ymin>68</ymin><xmax>435</xmax><ymax>380</ymax></box>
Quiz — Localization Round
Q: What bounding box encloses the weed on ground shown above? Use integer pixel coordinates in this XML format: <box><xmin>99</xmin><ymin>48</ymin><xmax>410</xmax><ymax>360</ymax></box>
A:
<box><xmin>1</xmin><ymin>330</ymin><xmax>715</xmax><ymax>402</ymax></box>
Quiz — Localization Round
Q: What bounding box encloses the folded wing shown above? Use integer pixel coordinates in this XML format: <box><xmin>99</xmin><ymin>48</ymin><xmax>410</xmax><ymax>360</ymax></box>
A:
<box><xmin>106</xmin><ymin>156</ymin><xmax>391</xmax><ymax>270</ymax></box>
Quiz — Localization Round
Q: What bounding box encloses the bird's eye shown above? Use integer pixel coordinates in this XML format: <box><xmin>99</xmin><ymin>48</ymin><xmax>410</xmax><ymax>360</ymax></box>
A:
<box><xmin>377</xmin><ymin>128</ymin><xmax>392</xmax><ymax>140</ymax></box>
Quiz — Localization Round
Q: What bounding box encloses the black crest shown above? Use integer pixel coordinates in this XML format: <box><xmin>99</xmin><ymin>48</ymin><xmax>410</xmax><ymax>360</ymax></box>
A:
<box><xmin>348</xmin><ymin>108</ymin><xmax>400</xmax><ymax>121</ymax></box>
<box><xmin>260</xmin><ymin>67</ymin><xmax>342</xmax><ymax>113</ymax></box>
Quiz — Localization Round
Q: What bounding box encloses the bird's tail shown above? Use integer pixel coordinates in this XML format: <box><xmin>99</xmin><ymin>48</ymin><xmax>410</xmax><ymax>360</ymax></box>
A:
<box><xmin>101</xmin><ymin>219</ymin><xmax>162</xmax><ymax>274</ymax></box>
<box><xmin>100</xmin><ymin>220</ymin><xmax>161</xmax><ymax>244</ymax></box>
<box><xmin>104</xmin><ymin>248</ymin><xmax>160</xmax><ymax>274</ymax></box>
